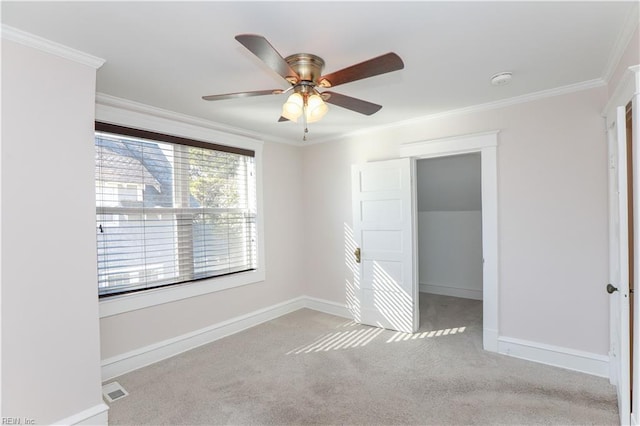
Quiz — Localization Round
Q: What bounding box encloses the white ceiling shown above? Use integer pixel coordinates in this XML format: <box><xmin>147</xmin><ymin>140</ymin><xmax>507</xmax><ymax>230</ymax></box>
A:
<box><xmin>2</xmin><ymin>1</ymin><xmax>637</xmax><ymax>144</ymax></box>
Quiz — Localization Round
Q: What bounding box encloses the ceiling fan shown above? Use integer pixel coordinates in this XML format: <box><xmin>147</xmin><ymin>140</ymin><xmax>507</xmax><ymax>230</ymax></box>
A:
<box><xmin>202</xmin><ymin>34</ymin><xmax>404</xmax><ymax>139</ymax></box>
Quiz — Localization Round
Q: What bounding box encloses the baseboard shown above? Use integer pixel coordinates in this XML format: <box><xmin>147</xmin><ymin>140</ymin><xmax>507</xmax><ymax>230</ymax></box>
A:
<box><xmin>303</xmin><ymin>296</ymin><xmax>351</xmax><ymax>319</ymax></box>
<box><xmin>52</xmin><ymin>403</ymin><xmax>109</xmax><ymax>425</ymax></box>
<box><xmin>101</xmin><ymin>295</ymin><xmax>611</xmax><ymax>383</ymax></box>
<box><xmin>497</xmin><ymin>336</ymin><xmax>610</xmax><ymax>378</ymax></box>
<box><xmin>101</xmin><ymin>296</ymin><xmax>307</xmax><ymax>381</ymax></box>
<box><xmin>420</xmin><ymin>283</ymin><xmax>483</xmax><ymax>300</ymax></box>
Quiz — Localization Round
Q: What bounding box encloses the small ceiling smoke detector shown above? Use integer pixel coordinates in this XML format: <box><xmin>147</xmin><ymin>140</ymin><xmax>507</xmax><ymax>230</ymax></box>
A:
<box><xmin>490</xmin><ymin>72</ymin><xmax>512</xmax><ymax>86</ymax></box>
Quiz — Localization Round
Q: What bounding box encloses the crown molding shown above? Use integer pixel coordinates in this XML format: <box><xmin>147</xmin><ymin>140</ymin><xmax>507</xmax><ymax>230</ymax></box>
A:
<box><xmin>311</xmin><ymin>78</ymin><xmax>606</xmax><ymax>146</ymax></box>
<box><xmin>603</xmin><ymin>65</ymin><xmax>640</xmax><ymax>119</ymax></box>
<box><xmin>95</xmin><ymin>93</ymin><xmax>298</xmax><ymax>146</ymax></box>
<box><xmin>602</xmin><ymin>2</ymin><xmax>639</xmax><ymax>84</ymax></box>
<box><xmin>1</xmin><ymin>24</ymin><xmax>105</xmax><ymax>69</ymax></box>
<box><xmin>99</xmin><ymin>75</ymin><xmax>605</xmax><ymax>149</ymax></box>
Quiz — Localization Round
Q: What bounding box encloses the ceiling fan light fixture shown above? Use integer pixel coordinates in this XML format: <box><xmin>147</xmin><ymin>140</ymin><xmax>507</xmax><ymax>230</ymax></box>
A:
<box><xmin>318</xmin><ymin>78</ymin><xmax>332</xmax><ymax>88</ymax></box>
<box><xmin>282</xmin><ymin>92</ymin><xmax>304</xmax><ymax>122</ymax></box>
<box><xmin>305</xmin><ymin>94</ymin><xmax>328</xmax><ymax>123</ymax></box>
<box><xmin>203</xmin><ymin>35</ymin><xmax>405</xmax><ymax>139</ymax></box>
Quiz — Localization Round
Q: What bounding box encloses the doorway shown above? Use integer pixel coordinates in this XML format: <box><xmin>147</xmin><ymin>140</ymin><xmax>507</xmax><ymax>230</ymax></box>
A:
<box><xmin>400</xmin><ymin>130</ymin><xmax>499</xmax><ymax>352</ymax></box>
<box><xmin>416</xmin><ymin>153</ymin><xmax>484</xmax><ymax>344</ymax></box>
<box><xmin>350</xmin><ymin>132</ymin><xmax>498</xmax><ymax>347</ymax></box>
<box><xmin>416</xmin><ymin>153</ymin><xmax>483</xmax><ymax>302</ymax></box>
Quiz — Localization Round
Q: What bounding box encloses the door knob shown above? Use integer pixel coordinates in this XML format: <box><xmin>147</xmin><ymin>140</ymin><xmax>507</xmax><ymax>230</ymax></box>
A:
<box><xmin>607</xmin><ymin>283</ymin><xmax>619</xmax><ymax>294</ymax></box>
<box><xmin>354</xmin><ymin>247</ymin><xmax>361</xmax><ymax>264</ymax></box>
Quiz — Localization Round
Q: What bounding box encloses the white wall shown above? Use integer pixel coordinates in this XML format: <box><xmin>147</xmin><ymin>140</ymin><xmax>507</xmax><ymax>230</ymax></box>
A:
<box><xmin>1</xmin><ymin>40</ymin><xmax>105</xmax><ymax>423</ymax></box>
<box><xmin>99</xmin><ymin>140</ymin><xmax>304</xmax><ymax>359</ymax></box>
<box><xmin>416</xmin><ymin>154</ymin><xmax>482</xmax><ymax>212</ymax></box>
<box><xmin>419</xmin><ymin>211</ymin><xmax>483</xmax><ymax>300</ymax></box>
<box><xmin>302</xmin><ymin>85</ymin><xmax>610</xmax><ymax>356</ymax></box>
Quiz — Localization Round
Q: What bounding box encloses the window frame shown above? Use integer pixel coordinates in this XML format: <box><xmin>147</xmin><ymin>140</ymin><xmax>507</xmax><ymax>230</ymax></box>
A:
<box><xmin>95</xmin><ymin>105</ymin><xmax>265</xmax><ymax>319</ymax></box>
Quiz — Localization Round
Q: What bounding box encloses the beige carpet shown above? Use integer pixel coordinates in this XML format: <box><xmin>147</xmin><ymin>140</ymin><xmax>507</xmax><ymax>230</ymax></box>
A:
<box><xmin>106</xmin><ymin>294</ymin><xmax>618</xmax><ymax>425</ymax></box>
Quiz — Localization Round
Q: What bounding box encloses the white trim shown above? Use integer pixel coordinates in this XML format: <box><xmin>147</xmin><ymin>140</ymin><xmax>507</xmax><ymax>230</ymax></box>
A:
<box><xmin>96</xmin><ymin>93</ymin><xmax>298</xmax><ymax>146</ymax></box>
<box><xmin>101</xmin><ymin>294</ymin><xmax>611</xmax><ymax>386</ymax></box>
<box><xmin>1</xmin><ymin>25</ymin><xmax>105</xmax><ymax>69</ymax></box>
<box><xmin>420</xmin><ymin>283</ymin><xmax>483</xmax><ymax>301</ymax></box>
<box><xmin>604</xmin><ymin>65</ymin><xmax>640</xmax><ymax>119</ymax></box>
<box><xmin>633</xmin><ymin>87</ymin><xmax>640</xmax><ymax>426</ymax></box>
<box><xmin>631</xmin><ymin>412</ymin><xmax>638</xmax><ymax>426</ymax></box>
<box><xmin>95</xmin><ymin>96</ymin><xmax>266</xmax><ymax>150</ymax></box>
<box><xmin>95</xmin><ymin>100</ymin><xmax>267</xmax><ymax>318</ymax></box>
<box><xmin>304</xmin><ymin>296</ymin><xmax>351</xmax><ymax>319</ymax></box>
<box><xmin>602</xmin><ymin>3</ymin><xmax>640</xmax><ymax>84</ymax></box>
<box><xmin>483</xmin><ymin>328</ymin><xmax>499</xmax><ymax>353</ymax></box>
<box><xmin>400</xmin><ymin>131</ymin><xmax>499</xmax><ymax>353</ymax></box>
<box><xmin>400</xmin><ymin>130</ymin><xmax>499</xmax><ymax>158</ymax></box>
<box><xmin>498</xmin><ymin>336</ymin><xmax>610</xmax><ymax>378</ymax></box>
<box><xmin>604</xmin><ymin>65</ymin><xmax>639</xmax><ymax>425</ymax></box>
<box><xmin>51</xmin><ymin>403</ymin><xmax>109</xmax><ymax>426</ymax></box>
<box><xmin>480</xmin><ymin>145</ymin><xmax>499</xmax><ymax>350</ymax></box>
<box><xmin>400</xmin><ymin>79</ymin><xmax>604</xmax><ymax>124</ymax></box>
<box><xmin>101</xmin><ymin>297</ymin><xmax>306</xmax><ymax>381</ymax></box>
<box><xmin>312</xmin><ymin>79</ymin><xmax>604</xmax><ymax>146</ymax></box>
<box><xmin>100</xmin><ymin>269</ymin><xmax>265</xmax><ymax>318</ymax></box>
<box><xmin>101</xmin><ymin>296</ymin><xmax>348</xmax><ymax>381</ymax></box>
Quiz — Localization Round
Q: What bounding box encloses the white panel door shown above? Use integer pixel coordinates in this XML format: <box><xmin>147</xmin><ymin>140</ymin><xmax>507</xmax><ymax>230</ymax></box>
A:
<box><xmin>351</xmin><ymin>158</ymin><xmax>418</xmax><ymax>333</ymax></box>
<box><xmin>608</xmin><ymin>105</ymin><xmax>631</xmax><ymax>425</ymax></box>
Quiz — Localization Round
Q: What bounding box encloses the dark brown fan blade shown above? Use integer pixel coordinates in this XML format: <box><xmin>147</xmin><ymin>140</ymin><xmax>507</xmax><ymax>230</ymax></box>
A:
<box><xmin>202</xmin><ymin>89</ymin><xmax>282</xmax><ymax>101</ymax></box>
<box><xmin>322</xmin><ymin>91</ymin><xmax>382</xmax><ymax>115</ymax></box>
<box><xmin>235</xmin><ymin>34</ymin><xmax>299</xmax><ymax>83</ymax></box>
<box><xmin>278</xmin><ymin>116</ymin><xmax>289</xmax><ymax>122</ymax></box>
<box><xmin>318</xmin><ymin>52</ymin><xmax>404</xmax><ymax>88</ymax></box>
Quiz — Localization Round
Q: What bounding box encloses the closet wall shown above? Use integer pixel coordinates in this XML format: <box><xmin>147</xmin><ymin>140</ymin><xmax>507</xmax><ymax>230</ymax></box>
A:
<box><xmin>417</xmin><ymin>154</ymin><xmax>483</xmax><ymax>300</ymax></box>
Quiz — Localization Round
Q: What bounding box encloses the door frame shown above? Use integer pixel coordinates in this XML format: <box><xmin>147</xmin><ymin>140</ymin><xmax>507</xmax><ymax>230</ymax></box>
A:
<box><xmin>606</xmin><ymin>105</ymin><xmax>632</xmax><ymax>425</ymax></box>
<box><xmin>400</xmin><ymin>130</ymin><xmax>499</xmax><ymax>352</ymax></box>
<box><xmin>604</xmin><ymin>65</ymin><xmax>640</xmax><ymax>425</ymax></box>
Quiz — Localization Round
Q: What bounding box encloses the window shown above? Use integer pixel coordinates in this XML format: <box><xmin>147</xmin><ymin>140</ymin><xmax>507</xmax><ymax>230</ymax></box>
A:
<box><xmin>95</xmin><ymin>122</ymin><xmax>257</xmax><ymax>297</ymax></box>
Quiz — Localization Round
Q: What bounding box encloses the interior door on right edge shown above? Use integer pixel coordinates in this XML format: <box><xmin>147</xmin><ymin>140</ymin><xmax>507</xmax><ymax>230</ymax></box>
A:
<box><xmin>608</xmin><ymin>105</ymin><xmax>631</xmax><ymax>425</ymax></box>
<box><xmin>351</xmin><ymin>158</ymin><xmax>418</xmax><ymax>334</ymax></box>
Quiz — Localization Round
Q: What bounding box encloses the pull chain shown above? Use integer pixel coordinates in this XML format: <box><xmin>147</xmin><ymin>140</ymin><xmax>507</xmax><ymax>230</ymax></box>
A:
<box><xmin>302</xmin><ymin>103</ymin><xmax>308</xmax><ymax>141</ymax></box>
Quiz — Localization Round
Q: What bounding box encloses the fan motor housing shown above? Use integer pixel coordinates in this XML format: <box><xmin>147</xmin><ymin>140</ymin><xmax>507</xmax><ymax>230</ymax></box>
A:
<box><xmin>285</xmin><ymin>53</ymin><xmax>325</xmax><ymax>84</ymax></box>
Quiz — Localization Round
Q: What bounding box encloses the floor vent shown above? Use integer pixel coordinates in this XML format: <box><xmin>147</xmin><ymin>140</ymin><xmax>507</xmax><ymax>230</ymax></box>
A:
<box><xmin>102</xmin><ymin>381</ymin><xmax>129</xmax><ymax>403</ymax></box>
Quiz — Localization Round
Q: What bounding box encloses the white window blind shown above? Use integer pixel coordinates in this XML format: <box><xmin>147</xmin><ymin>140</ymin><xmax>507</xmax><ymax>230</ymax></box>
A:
<box><xmin>95</xmin><ymin>123</ymin><xmax>257</xmax><ymax>297</ymax></box>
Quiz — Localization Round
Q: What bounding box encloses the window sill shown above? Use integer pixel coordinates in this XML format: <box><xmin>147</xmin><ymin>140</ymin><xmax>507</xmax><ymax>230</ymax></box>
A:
<box><xmin>99</xmin><ymin>268</ymin><xmax>265</xmax><ymax>318</ymax></box>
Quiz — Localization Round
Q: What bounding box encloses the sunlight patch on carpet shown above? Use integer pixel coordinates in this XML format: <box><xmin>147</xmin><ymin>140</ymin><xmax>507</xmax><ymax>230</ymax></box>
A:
<box><xmin>386</xmin><ymin>327</ymin><xmax>467</xmax><ymax>343</ymax></box>
<box><xmin>286</xmin><ymin>327</ymin><xmax>385</xmax><ymax>355</ymax></box>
